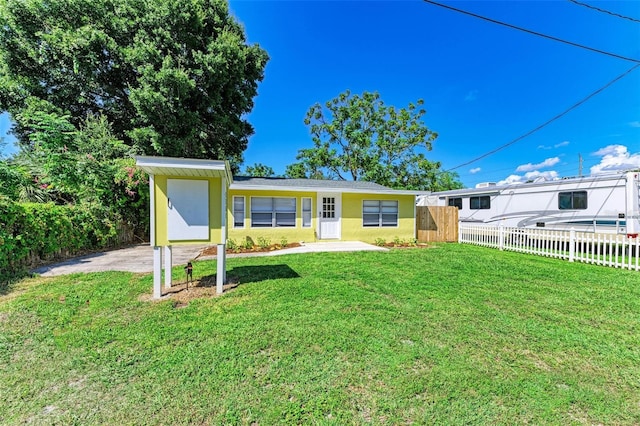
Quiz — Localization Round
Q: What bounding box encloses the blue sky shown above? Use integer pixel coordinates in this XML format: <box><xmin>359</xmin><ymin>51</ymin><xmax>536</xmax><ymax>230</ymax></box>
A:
<box><xmin>2</xmin><ymin>0</ymin><xmax>639</xmax><ymax>188</ymax></box>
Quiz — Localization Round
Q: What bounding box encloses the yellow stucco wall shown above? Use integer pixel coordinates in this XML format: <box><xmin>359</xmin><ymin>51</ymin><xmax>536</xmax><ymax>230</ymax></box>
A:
<box><xmin>227</xmin><ymin>189</ymin><xmax>416</xmax><ymax>244</ymax></box>
<box><xmin>341</xmin><ymin>193</ymin><xmax>415</xmax><ymax>243</ymax></box>
<box><xmin>153</xmin><ymin>175</ymin><xmax>225</xmax><ymax>245</ymax></box>
<box><xmin>227</xmin><ymin>189</ymin><xmax>317</xmax><ymax>244</ymax></box>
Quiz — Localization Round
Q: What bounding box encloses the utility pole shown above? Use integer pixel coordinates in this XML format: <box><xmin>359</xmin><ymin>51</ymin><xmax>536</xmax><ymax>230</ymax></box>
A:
<box><xmin>578</xmin><ymin>154</ymin><xmax>583</xmax><ymax>177</ymax></box>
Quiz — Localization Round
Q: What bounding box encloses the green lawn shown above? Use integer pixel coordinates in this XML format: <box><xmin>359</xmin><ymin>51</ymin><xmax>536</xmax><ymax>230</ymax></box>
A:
<box><xmin>1</xmin><ymin>244</ymin><xmax>639</xmax><ymax>425</ymax></box>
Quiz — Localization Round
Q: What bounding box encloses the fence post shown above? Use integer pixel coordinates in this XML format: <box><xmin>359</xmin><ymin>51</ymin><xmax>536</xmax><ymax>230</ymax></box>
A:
<box><xmin>499</xmin><ymin>225</ymin><xmax>505</xmax><ymax>251</ymax></box>
<box><xmin>569</xmin><ymin>228</ymin><xmax>576</xmax><ymax>263</ymax></box>
<box><xmin>458</xmin><ymin>221</ymin><xmax>462</xmax><ymax>243</ymax></box>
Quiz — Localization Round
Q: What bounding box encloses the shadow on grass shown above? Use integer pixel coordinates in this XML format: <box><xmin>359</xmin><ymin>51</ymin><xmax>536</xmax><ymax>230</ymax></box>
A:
<box><xmin>140</xmin><ymin>264</ymin><xmax>301</xmax><ymax>302</ymax></box>
<box><xmin>229</xmin><ymin>264</ymin><xmax>300</xmax><ymax>284</ymax></box>
<box><xmin>195</xmin><ymin>264</ymin><xmax>300</xmax><ymax>292</ymax></box>
<box><xmin>0</xmin><ymin>270</ymin><xmax>31</xmax><ymax>296</ymax></box>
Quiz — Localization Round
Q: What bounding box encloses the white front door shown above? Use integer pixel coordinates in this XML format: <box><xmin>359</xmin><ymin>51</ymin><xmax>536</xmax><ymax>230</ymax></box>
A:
<box><xmin>167</xmin><ymin>179</ymin><xmax>209</xmax><ymax>241</ymax></box>
<box><xmin>318</xmin><ymin>193</ymin><xmax>341</xmax><ymax>239</ymax></box>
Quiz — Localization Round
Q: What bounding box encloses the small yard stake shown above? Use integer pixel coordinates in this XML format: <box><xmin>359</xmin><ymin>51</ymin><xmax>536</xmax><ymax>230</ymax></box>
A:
<box><xmin>184</xmin><ymin>262</ymin><xmax>193</xmax><ymax>290</ymax></box>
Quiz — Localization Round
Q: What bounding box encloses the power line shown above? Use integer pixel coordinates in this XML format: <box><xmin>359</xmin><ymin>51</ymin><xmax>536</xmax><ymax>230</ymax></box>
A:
<box><xmin>445</xmin><ymin>64</ymin><xmax>640</xmax><ymax>172</ymax></box>
<box><xmin>422</xmin><ymin>0</ymin><xmax>640</xmax><ymax>63</ymax></box>
<box><xmin>567</xmin><ymin>0</ymin><xmax>640</xmax><ymax>23</ymax></box>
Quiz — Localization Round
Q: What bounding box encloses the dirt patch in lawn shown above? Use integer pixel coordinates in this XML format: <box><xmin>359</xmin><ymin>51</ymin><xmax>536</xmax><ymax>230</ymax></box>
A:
<box><xmin>141</xmin><ymin>242</ymin><xmax>304</xmax><ymax>304</ymax></box>
<box><xmin>139</xmin><ymin>275</ymin><xmax>242</xmax><ymax>305</ymax></box>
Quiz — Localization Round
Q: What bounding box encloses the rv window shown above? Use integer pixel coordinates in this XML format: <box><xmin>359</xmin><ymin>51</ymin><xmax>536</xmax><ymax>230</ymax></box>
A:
<box><xmin>558</xmin><ymin>191</ymin><xmax>587</xmax><ymax>210</ymax></box>
<box><xmin>470</xmin><ymin>196</ymin><xmax>490</xmax><ymax>210</ymax></box>
<box><xmin>448</xmin><ymin>197</ymin><xmax>462</xmax><ymax>209</ymax></box>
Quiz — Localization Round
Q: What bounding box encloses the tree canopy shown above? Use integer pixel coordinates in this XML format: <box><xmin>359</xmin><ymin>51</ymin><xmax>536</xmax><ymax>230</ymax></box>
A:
<box><xmin>0</xmin><ymin>0</ymin><xmax>268</xmax><ymax>165</ymax></box>
<box><xmin>243</xmin><ymin>162</ymin><xmax>275</xmax><ymax>177</ymax></box>
<box><xmin>288</xmin><ymin>90</ymin><xmax>462</xmax><ymax>191</ymax></box>
<box><xmin>0</xmin><ymin>106</ymin><xmax>149</xmax><ymax>227</ymax></box>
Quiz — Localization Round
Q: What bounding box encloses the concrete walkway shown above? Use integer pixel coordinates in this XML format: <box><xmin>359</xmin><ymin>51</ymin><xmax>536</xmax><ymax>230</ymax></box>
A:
<box><xmin>33</xmin><ymin>241</ymin><xmax>387</xmax><ymax>277</ymax></box>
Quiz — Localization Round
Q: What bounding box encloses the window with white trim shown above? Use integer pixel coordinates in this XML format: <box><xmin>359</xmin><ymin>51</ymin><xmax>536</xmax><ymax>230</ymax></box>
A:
<box><xmin>302</xmin><ymin>197</ymin><xmax>312</xmax><ymax>227</ymax></box>
<box><xmin>233</xmin><ymin>196</ymin><xmax>245</xmax><ymax>228</ymax></box>
<box><xmin>363</xmin><ymin>200</ymin><xmax>398</xmax><ymax>227</ymax></box>
<box><xmin>322</xmin><ymin>197</ymin><xmax>335</xmax><ymax>218</ymax></box>
<box><xmin>250</xmin><ymin>197</ymin><xmax>296</xmax><ymax>227</ymax></box>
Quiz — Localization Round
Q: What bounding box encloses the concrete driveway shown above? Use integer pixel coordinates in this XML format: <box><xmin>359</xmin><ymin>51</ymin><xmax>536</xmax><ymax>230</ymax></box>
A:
<box><xmin>33</xmin><ymin>241</ymin><xmax>387</xmax><ymax>277</ymax></box>
<box><xmin>33</xmin><ymin>244</ymin><xmax>206</xmax><ymax>277</ymax></box>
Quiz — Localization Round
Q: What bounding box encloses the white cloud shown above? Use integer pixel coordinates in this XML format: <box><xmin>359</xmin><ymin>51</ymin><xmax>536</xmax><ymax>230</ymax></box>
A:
<box><xmin>537</xmin><ymin>141</ymin><xmax>569</xmax><ymax>150</ymax></box>
<box><xmin>469</xmin><ymin>167</ymin><xmax>481</xmax><ymax>174</ymax></box>
<box><xmin>590</xmin><ymin>144</ymin><xmax>640</xmax><ymax>175</ymax></box>
<box><xmin>497</xmin><ymin>174</ymin><xmax>525</xmax><ymax>186</ymax></box>
<box><xmin>464</xmin><ymin>90</ymin><xmax>478</xmax><ymax>102</ymax></box>
<box><xmin>629</xmin><ymin>121</ymin><xmax>640</xmax><ymax>128</ymax></box>
<box><xmin>593</xmin><ymin>145</ymin><xmax>624</xmax><ymax>157</ymax></box>
<box><xmin>497</xmin><ymin>170</ymin><xmax>559</xmax><ymax>186</ymax></box>
<box><xmin>515</xmin><ymin>157</ymin><xmax>560</xmax><ymax>172</ymax></box>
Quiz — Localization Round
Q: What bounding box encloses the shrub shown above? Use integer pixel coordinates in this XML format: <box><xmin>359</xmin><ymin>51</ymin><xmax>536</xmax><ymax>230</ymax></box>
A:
<box><xmin>257</xmin><ymin>236</ymin><xmax>271</xmax><ymax>250</ymax></box>
<box><xmin>280</xmin><ymin>236</ymin><xmax>288</xmax><ymax>248</ymax></box>
<box><xmin>243</xmin><ymin>237</ymin><xmax>254</xmax><ymax>250</ymax></box>
<box><xmin>374</xmin><ymin>237</ymin><xmax>386</xmax><ymax>247</ymax></box>
<box><xmin>0</xmin><ymin>199</ymin><xmax>130</xmax><ymax>286</ymax></box>
<box><xmin>227</xmin><ymin>238</ymin><xmax>238</xmax><ymax>251</ymax></box>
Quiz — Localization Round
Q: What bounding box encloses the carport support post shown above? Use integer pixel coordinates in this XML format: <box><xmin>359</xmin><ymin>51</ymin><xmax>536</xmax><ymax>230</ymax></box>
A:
<box><xmin>216</xmin><ymin>174</ymin><xmax>227</xmax><ymax>294</ymax></box>
<box><xmin>153</xmin><ymin>246</ymin><xmax>162</xmax><ymax>299</ymax></box>
<box><xmin>164</xmin><ymin>245</ymin><xmax>172</xmax><ymax>288</ymax></box>
<box><xmin>216</xmin><ymin>243</ymin><xmax>225</xmax><ymax>294</ymax></box>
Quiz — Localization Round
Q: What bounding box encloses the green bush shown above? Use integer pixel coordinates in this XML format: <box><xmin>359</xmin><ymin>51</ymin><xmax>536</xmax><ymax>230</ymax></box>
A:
<box><xmin>374</xmin><ymin>237</ymin><xmax>386</xmax><ymax>247</ymax></box>
<box><xmin>257</xmin><ymin>236</ymin><xmax>271</xmax><ymax>250</ymax></box>
<box><xmin>226</xmin><ymin>238</ymin><xmax>238</xmax><ymax>252</ymax></box>
<box><xmin>0</xmin><ymin>200</ymin><xmax>127</xmax><ymax>286</ymax></box>
<box><xmin>243</xmin><ymin>237</ymin><xmax>254</xmax><ymax>250</ymax></box>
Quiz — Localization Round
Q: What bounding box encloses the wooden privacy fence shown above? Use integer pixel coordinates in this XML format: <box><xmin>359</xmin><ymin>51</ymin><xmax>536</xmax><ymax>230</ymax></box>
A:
<box><xmin>459</xmin><ymin>224</ymin><xmax>640</xmax><ymax>271</ymax></box>
<box><xmin>416</xmin><ymin>206</ymin><xmax>458</xmax><ymax>242</ymax></box>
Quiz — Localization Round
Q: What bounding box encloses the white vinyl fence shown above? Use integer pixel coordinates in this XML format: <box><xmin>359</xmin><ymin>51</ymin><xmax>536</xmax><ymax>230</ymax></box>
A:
<box><xmin>459</xmin><ymin>224</ymin><xmax>640</xmax><ymax>271</ymax></box>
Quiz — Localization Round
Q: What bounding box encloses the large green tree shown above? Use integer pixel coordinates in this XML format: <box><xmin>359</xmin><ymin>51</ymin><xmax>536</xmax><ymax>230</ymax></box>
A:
<box><xmin>290</xmin><ymin>90</ymin><xmax>462</xmax><ymax>191</ymax></box>
<box><xmin>0</xmin><ymin>0</ymin><xmax>268</xmax><ymax>164</ymax></box>
<box><xmin>243</xmin><ymin>162</ymin><xmax>275</xmax><ymax>177</ymax></box>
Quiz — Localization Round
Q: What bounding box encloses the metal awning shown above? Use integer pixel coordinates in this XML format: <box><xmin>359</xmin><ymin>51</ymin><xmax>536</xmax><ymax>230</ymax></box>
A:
<box><xmin>135</xmin><ymin>155</ymin><xmax>232</xmax><ymax>181</ymax></box>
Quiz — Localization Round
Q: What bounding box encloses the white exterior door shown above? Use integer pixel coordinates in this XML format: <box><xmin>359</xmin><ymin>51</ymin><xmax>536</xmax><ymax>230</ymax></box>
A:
<box><xmin>167</xmin><ymin>179</ymin><xmax>209</xmax><ymax>241</ymax></box>
<box><xmin>318</xmin><ymin>193</ymin><xmax>341</xmax><ymax>239</ymax></box>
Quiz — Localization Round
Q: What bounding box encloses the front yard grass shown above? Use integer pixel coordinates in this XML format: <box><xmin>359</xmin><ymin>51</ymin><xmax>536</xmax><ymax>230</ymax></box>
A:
<box><xmin>1</xmin><ymin>244</ymin><xmax>639</xmax><ymax>424</ymax></box>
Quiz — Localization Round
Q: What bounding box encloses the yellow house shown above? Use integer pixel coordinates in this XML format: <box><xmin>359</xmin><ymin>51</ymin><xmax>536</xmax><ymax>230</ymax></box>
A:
<box><xmin>228</xmin><ymin>177</ymin><xmax>418</xmax><ymax>244</ymax></box>
<box><xmin>137</xmin><ymin>156</ymin><xmax>419</xmax><ymax>299</ymax></box>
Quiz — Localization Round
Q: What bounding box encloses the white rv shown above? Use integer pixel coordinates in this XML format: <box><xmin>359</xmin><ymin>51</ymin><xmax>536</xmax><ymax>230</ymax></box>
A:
<box><xmin>418</xmin><ymin>171</ymin><xmax>640</xmax><ymax>235</ymax></box>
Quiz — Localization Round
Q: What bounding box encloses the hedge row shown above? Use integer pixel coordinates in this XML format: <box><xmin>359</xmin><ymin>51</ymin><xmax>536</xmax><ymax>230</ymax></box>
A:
<box><xmin>0</xmin><ymin>200</ymin><xmax>132</xmax><ymax>284</ymax></box>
